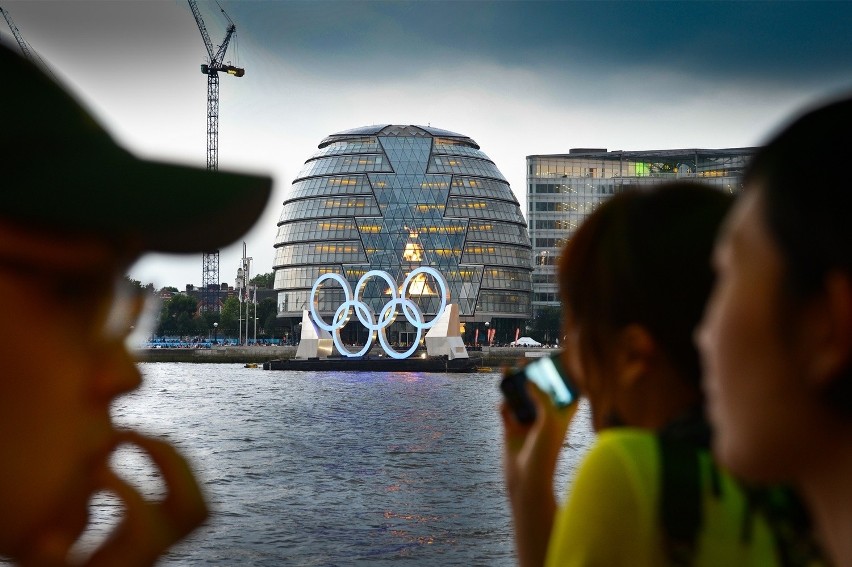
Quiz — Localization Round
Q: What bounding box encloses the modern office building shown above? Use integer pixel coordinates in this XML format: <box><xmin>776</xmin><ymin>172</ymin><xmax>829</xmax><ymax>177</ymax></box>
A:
<box><xmin>274</xmin><ymin>124</ymin><xmax>533</xmax><ymax>346</ymax></box>
<box><xmin>527</xmin><ymin>147</ymin><xmax>756</xmax><ymax>314</ymax></box>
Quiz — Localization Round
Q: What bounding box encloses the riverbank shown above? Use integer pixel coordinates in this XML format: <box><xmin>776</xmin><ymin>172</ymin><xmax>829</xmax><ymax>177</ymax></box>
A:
<box><xmin>133</xmin><ymin>345</ymin><xmax>558</xmax><ymax>368</ymax></box>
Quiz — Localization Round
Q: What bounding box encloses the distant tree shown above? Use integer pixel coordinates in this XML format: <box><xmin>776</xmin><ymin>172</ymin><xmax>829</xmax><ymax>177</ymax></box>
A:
<box><xmin>255</xmin><ymin>298</ymin><xmax>277</xmax><ymax>336</ymax></box>
<box><xmin>160</xmin><ymin>286</ymin><xmax>179</xmax><ymax>294</ymax></box>
<box><xmin>264</xmin><ymin>312</ymin><xmax>280</xmax><ymax>338</ymax></box>
<box><xmin>250</xmin><ymin>272</ymin><xmax>274</xmax><ymax>289</ymax></box>
<box><xmin>530</xmin><ymin>306</ymin><xmax>561</xmax><ymax>345</ymax></box>
<box><xmin>157</xmin><ymin>294</ymin><xmax>200</xmax><ymax>336</ymax></box>
<box><xmin>219</xmin><ymin>296</ymin><xmax>241</xmax><ymax>338</ymax></box>
<box><xmin>124</xmin><ymin>276</ymin><xmax>158</xmax><ymax>293</ymax></box>
<box><xmin>198</xmin><ymin>309</ymin><xmax>219</xmax><ymax>335</ymax></box>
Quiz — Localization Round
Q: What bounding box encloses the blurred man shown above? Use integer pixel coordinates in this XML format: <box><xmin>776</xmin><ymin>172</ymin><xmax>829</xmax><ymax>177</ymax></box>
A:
<box><xmin>0</xmin><ymin>42</ymin><xmax>271</xmax><ymax>565</ymax></box>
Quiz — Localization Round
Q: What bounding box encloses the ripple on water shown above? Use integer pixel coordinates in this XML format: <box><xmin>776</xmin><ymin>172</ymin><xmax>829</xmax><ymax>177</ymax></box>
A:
<box><xmin>80</xmin><ymin>363</ymin><xmax>596</xmax><ymax>565</ymax></box>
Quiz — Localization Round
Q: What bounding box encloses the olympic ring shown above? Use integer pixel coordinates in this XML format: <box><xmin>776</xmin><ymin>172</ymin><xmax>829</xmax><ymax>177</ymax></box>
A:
<box><xmin>308</xmin><ymin>267</ymin><xmax>449</xmax><ymax>359</ymax></box>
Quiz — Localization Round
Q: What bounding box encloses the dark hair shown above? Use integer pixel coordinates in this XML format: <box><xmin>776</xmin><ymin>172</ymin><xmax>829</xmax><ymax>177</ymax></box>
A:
<box><xmin>744</xmin><ymin>93</ymin><xmax>852</xmax><ymax>414</ymax></box>
<box><xmin>558</xmin><ymin>182</ymin><xmax>732</xmax><ymax>390</ymax></box>
<box><xmin>745</xmin><ymin>94</ymin><xmax>852</xmax><ymax>298</ymax></box>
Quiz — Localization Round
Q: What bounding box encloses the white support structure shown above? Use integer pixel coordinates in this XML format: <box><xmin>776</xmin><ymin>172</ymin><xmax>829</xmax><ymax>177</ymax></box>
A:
<box><xmin>424</xmin><ymin>303</ymin><xmax>469</xmax><ymax>359</ymax></box>
<box><xmin>295</xmin><ymin>310</ymin><xmax>333</xmax><ymax>359</ymax></box>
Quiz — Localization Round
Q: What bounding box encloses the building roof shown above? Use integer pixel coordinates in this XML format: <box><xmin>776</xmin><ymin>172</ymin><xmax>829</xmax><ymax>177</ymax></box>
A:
<box><xmin>319</xmin><ymin>124</ymin><xmax>479</xmax><ymax>149</ymax></box>
<box><xmin>526</xmin><ymin>147</ymin><xmax>758</xmax><ymax>160</ymax></box>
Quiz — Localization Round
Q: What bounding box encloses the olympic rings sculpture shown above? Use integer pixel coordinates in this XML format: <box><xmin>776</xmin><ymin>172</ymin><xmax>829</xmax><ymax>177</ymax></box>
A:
<box><xmin>309</xmin><ymin>267</ymin><xmax>449</xmax><ymax>359</ymax></box>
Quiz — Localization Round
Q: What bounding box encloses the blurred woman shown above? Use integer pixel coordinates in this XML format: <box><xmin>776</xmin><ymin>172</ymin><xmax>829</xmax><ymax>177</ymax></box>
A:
<box><xmin>502</xmin><ymin>182</ymin><xmax>815</xmax><ymax>566</ymax></box>
<box><xmin>698</xmin><ymin>95</ymin><xmax>852</xmax><ymax>566</ymax></box>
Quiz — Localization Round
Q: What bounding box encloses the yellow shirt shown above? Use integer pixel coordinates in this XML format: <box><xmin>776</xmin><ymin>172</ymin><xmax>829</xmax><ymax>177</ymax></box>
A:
<box><xmin>545</xmin><ymin>428</ymin><xmax>780</xmax><ymax>567</ymax></box>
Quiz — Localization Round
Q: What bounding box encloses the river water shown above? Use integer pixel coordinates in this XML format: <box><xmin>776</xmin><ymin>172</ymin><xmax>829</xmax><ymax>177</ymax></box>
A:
<box><xmin>77</xmin><ymin>363</ymin><xmax>595</xmax><ymax>566</ymax></box>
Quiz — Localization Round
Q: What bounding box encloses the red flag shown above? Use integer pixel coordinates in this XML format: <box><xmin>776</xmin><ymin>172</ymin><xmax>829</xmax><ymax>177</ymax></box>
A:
<box><xmin>515</xmin><ymin>328</ymin><xmax>520</xmax><ymax>343</ymax></box>
<box><xmin>474</xmin><ymin>328</ymin><xmax>479</xmax><ymax>345</ymax></box>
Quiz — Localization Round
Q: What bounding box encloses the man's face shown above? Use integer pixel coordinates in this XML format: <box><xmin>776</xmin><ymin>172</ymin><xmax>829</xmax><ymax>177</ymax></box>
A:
<box><xmin>0</xmin><ymin>223</ymin><xmax>142</xmax><ymax>557</ymax></box>
<box><xmin>696</xmin><ymin>187</ymin><xmax>811</xmax><ymax>482</ymax></box>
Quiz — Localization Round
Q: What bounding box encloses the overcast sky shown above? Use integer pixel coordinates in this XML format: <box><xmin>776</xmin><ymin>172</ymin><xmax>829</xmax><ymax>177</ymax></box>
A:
<box><xmin>4</xmin><ymin>0</ymin><xmax>852</xmax><ymax>288</ymax></box>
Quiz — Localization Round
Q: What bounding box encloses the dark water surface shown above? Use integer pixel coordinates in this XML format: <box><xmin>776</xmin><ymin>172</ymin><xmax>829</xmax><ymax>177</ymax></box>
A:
<box><xmin>80</xmin><ymin>363</ymin><xmax>595</xmax><ymax>566</ymax></box>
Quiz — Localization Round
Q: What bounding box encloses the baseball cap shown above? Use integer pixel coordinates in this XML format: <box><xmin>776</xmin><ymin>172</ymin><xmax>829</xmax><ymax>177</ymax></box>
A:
<box><xmin>1</xmin><ymin>42</ymin><xmax>272</xmax><ymax>254</ymax></box>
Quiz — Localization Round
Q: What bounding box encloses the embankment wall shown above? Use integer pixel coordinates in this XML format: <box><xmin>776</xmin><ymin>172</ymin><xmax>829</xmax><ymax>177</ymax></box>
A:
<box><xmin>133</xmin><ymin>346</ymin><xmax>558</xmax><ymax>368</ymax></box>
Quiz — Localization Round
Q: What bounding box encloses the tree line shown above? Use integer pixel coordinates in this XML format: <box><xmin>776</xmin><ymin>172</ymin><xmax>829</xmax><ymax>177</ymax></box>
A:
<box><xmin>127</xmin><ymin>273</ymin><xmax>282</xmax><ymax>339</ymax></box>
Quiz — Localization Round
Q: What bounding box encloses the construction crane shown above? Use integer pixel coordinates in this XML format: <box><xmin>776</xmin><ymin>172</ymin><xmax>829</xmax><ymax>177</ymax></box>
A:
<box><xmin>1</xmin><ymin>4</ymin><xmax>54</xmax><ymax>80</ymax></box>
<box><xmin>187</xmin><ymin>0</ymin><xmax>245</xmax><ymax>313</ymax></box>
<box><xmin>0</xmin><ymin>5</ymin><xmax>33</xmax><ymax>60</ymax></box>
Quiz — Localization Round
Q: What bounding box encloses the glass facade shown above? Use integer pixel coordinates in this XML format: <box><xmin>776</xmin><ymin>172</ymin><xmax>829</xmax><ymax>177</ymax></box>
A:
<box><xmin>526</xmin><ymin>147</ymin><xmax>756</xmax><ymax>314</ymax></box>
<box><xmin>275</xmin><ymin>125</ymin><xmax>533</xmax><ymax>344</ymax></box>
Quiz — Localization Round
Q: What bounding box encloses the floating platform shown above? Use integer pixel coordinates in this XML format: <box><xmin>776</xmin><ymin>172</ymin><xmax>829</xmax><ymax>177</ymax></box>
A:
<box><xmin>262</xmin><ymin>355</ymin><xmax>480</xmax><ymax>373</ymax></box>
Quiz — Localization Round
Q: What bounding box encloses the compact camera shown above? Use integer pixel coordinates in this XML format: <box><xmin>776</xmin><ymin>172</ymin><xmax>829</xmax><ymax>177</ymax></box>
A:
<box><xmin>500</xmin><ymin>353</ymin><xmax>578</xmax><ymax>424</ymax></box>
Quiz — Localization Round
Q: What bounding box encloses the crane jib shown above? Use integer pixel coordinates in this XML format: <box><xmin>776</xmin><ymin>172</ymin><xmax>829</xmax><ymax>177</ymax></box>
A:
<box><xmin>187</xmin><ymin>0</ymin><xmax>246</xmax><ymax>313</ymax></box>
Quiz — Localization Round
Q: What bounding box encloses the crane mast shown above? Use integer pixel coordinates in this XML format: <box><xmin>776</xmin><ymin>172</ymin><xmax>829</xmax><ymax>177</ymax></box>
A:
<box><xmin>188</xmin><ymin>0</ymin><xmax>245</xmax><ymax>313</ymax></box>
<box><xmin>0</xmin><ymin>6</ymin><xmax>33</xmax><ymax>61</ymax></box>
<box><xmin>1</xmin><ymin>5</ymin><xmax>58</xmax><ymax>83</ymax></box>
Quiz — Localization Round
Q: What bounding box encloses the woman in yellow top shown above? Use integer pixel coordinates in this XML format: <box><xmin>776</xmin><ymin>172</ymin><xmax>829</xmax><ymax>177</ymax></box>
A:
<box><xmin>501</xmin><ymin>182</ymin><xmax>818</xmax><ymax>566</ymax></box>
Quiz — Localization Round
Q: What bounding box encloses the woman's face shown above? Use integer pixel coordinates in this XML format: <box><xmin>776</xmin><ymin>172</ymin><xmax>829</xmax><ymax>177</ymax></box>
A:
<box><xmin>697</xmin><ymin>186</ymin><xmax>814</xmax><ymax>481</ymax></box>
<box><xmin>560</xmin><ymin>312</ymin><xmax>618</xmax><ymax>431</ymax></box>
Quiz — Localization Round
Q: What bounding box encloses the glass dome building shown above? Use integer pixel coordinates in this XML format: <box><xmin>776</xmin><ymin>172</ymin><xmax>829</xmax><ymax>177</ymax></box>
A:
<box><xmin>274</xmin><ymin>124</ymin><xmax>532</xmax><ymax>346</ymax></box>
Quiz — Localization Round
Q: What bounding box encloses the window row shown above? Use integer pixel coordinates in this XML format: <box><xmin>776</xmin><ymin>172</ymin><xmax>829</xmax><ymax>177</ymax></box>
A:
<box><xmin>275</xmin><ymin>218</ymin><xmax>360</xmax><ymax>244</ymax></box>
<box><xmin>274</xmin><ymin>242</ymin><xmax>367</xmax><ymax>266</ymax></box>
<box><xmin>356</xmin><ymin>220</ymin><xmax>467</xmax><ymax>235</ymax></box>
<box><xmin>533</xmin><ymin>293</ymin><xmax>560</xmax><ymax>303</ymax></box>
<box><xmin>367</xmin><ymin>175</ymin><xmax>452</xmax><ymax>191</ymax></box>
<box><xmin>528</xmin><ymin>158</ymin><xmax>622</xmax><ymax>178</ymax></box>
<box><xmin>279</xmin><ymin>196</ymin><xmax>382</xmax><ymax>221</ymax></box>
<box><xmin>466</xmin><ymin>220</ymin><xmax>531</xmax><ymax>246</ymax></box>
<box><xmin>532</xmin><ymin>219</ymin><xmax>580</xmax><ymax>230</ymax></box>
<box><xmin>310</xmin><ymin>138</ymin><xmax>382</xmax><ymax>158</ymax></box>
<box><xmin>278</xmin><ymin>288</ymin><xmax>453</xmax><ymax>318</ymax></box>
<box><xmin>277</xmin><ymin>292</ymin><xmax>486</xmax><ymax>318</ymax></box>
<box><xmin>277</xmin><ymin>289</ymin><xmax>343</xmax><ymax>315</ymax></box>
<box><xmin>480</xmin><ymin>267</ymin><xmax>533</xmax><ymax>291</ymax></box>
<box><xmin>432</xmin><ymin>142</ymin><xmax>490</xmax><ymax>160</ymax></box>
<box><xmin>534</xmin><ymin>253</ymin><xmax>559</xmax><ymax>266</ymax></box>
<box><xmin>297</xmin><ymin>154</ymin><xmax>391</xmax><ymax>178</ymax></box>
<box><xmin>530</xmin><ymin>201</ymin><xmax>602</xmax><ymax>213</ymax></box>
<box><xmin>276</xmin><ymin>266</ymin><xmax>470</xmax><ymax>293</ymax></box>
<box><xmin>528</xmin><ymin>154</ymin><xmax>753</xmax><ymax>180</ymax></box>
<box><xmin>462</xmin><ymin>243</ymin><xmax>532</xmax><ymax>268</ymax></box>
<box><xmin>534</xmin><ymin>237</ymin><xmax>568</xmax><ymax>248</ymax></box>
<box><xmin>428</xmin><ymin>156</ymin><xmax>506</xmax><ymax>181</ymax></box>
<box><xmin>477</xmin><ymin>291</ymin><xmax>532</xmax><ymax>315</ymax></box>
<box><xmin>446</xmin><ymin>198</ymin><xmax>525</xmax><ymax>223</ymax></box>
<box><xmin>450</xmin><ymin>176</ymin><xmax>517</xmax><ymax>201</ymax></box>
<box><xmin>528</xmin><ymin>183</ymin><xmax>617</xmax><ymax>197</ymax></box>
<box><xmin>289</xmin><ymin>175</ymin><xmax>373</xmax><ymax>199</ymax></box>
<box><xmin>532</xmin><ymin>183</ymin><xmax>576</xmax><ymax>194</ymax></box>
<box><xmin>532</xmin><ymin>272</ymin><xmax>558</xmax><ymax>285</ymax></box>
<box><xmin>273</xmin><ymin>266</ymin><xmax>344</xmax><ymax>290</ymax></box>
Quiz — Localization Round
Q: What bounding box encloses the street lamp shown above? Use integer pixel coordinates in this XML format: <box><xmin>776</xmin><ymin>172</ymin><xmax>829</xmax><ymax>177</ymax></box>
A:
<box><xmin>213</xmin><ymin>322</ymin><xmax>218</xmax><ymax>345</ymax></box>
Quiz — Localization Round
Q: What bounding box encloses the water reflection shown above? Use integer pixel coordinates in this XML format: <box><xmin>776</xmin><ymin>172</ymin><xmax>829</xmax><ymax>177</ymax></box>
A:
<box><xmin>73</xmin><ymin>364</ymin><xmax>595</xmax><ymax>565</ymax></box>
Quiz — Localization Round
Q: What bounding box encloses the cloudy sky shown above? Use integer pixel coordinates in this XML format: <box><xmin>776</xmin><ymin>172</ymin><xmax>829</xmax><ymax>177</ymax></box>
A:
<box><xmin>4</xmin><ymin>0</ymin><xmax>852</xmax><ymax>288</ymax></box>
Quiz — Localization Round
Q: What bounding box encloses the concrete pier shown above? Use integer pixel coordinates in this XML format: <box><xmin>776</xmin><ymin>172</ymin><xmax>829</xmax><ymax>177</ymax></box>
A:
<box><xmin>134</xmin><ymin>345</ymin><xmax>558</xmax><ymax>368</ymax></box>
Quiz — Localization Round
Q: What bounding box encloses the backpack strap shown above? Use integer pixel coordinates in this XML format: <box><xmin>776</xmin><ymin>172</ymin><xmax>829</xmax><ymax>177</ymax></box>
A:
<box><xmin>746</xmin><ymin>486</ymin><xmax>826</xmax><ymax>567</ymax></box>
<box><xmin>659</xmin><ymin>434</ymin><xmax>703</xmax><ymax>566</ymax></box>
<box><xmin>659</xmin><ymin>413</ymin><xmax>824</xmax><ymax>567</ymax></box>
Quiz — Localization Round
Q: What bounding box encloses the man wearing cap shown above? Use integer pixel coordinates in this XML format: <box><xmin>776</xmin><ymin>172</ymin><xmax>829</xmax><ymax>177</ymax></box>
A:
<box><xmin>0</xmin><ymin>42</ymin><xmax>271</xmax><ymax>565</ymax></box>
